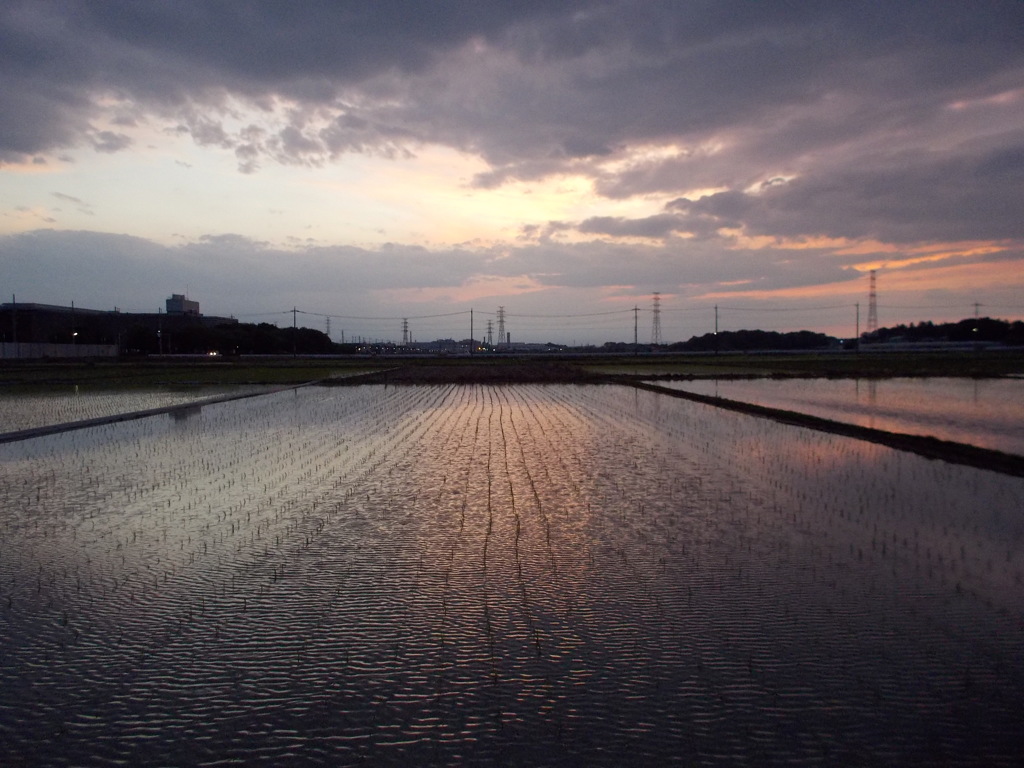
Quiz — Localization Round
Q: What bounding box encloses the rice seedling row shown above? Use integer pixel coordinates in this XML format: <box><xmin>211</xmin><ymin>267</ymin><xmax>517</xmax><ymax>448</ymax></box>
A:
<box><xmin>0</xmin><ymin>387</ymin><xmax>269</xmax><ymax>436</ymax></box>
<box><xmin>1</xmin><ymin>383</ymin><xmax>1022</xmax><ymax>765</ymax></box>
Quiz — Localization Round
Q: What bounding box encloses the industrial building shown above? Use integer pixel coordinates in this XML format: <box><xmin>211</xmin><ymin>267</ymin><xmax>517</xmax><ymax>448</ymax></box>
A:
<box><xmin>0</xmin><ymin>296</ymin><xmax>237</xmax><ymax>359</ymax></box>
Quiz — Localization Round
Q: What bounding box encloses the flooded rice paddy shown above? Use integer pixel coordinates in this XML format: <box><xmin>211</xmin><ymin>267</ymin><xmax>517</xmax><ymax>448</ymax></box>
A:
<box><xmin>654</xmin><ymin>377</ymin><xmax>1024</xmax><ymax>456</ymax></box>
<box><xmin>1</xmin><ymin>384</ymin><xmax>1023</xmax><ymax>765</ymax></box>
<box><xmin>0</xmin><ymin>386</ymin><xmax>268</xmax><ymax>435</ymax></box>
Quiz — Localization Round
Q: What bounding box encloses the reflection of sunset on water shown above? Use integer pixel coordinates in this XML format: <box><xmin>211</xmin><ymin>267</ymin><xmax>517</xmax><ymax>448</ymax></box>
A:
<box><xmin>659</xmin><ymin>377</ymin><xmax>1024</xmax><ymax>455</ymax></box>
<box><xmin>1</xmin><ymin>383</ymin><xmax>1022</xmax><ymax>764</ymax></box>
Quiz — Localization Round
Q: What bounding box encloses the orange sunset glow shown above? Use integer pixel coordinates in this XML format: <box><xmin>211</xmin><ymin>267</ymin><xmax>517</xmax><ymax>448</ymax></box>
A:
<box><xmin>1</xmin><ymin>2</ymin><xmax>1021</xmax><ymax>344</ymax></box>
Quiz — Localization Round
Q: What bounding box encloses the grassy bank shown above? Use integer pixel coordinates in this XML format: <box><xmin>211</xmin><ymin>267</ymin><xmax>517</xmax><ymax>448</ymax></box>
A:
<box><xmin>0</xmin><ymin>357</ymin><xmax>381</xmax><ymax>390</ymax></box>
<box><xmin>582</xmin><ymin>349</ymin><xmax>1024</xmax><ymax>379</ymax></box>
<box><xmin>2</xmin><ymin>349</ymin><xmax>1023</xmax><ymax>390</ymax></box>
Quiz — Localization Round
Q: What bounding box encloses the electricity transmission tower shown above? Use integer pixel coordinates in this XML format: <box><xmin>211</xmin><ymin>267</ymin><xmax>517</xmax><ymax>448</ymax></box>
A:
<box><xmin>401</xmin><ymin>318</ymin><xmax>410</xmax><ymax>346</ymax></box>
<box><xmin>496</xmin><ymin>306</ymin><xmax>506</xmax><ymax>346</ymax></box>
<box><xmin>650</xmin><ymin>292</ymin><xmax>662</xmax><ymax>345</ymax></box>
<box><xmin>867</xmin><ymin>270</ymin><xmax>878</xmax><ymax>334</ymax></box>
<box><xmin>485</xmin><ymin>319</ymin><xmax>494</xmax><ymax>346</ymax></box>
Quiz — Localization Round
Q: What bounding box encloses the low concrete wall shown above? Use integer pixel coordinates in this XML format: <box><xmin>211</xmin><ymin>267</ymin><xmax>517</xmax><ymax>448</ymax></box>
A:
<box><xmin>0</xmin><ymin>342</ymin><xmax>118</xmax><ymax>359</ymax></box>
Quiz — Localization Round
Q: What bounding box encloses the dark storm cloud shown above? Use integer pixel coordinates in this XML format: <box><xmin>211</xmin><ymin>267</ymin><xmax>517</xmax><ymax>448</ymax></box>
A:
<box><xmin>0</xmin><ymin>229</ymin><xmax>497</xmax><ymax>314</ymax></box>
<box><xmin>505</xmin><ymin>236</ymin><xmax>859</xmax><ymax>294</ymax></box>
<box><xmin>3</xmin><ymin>2</ymin><xmax>1020</xmax><ymax>154</ymax></box>
<box><xmin>2</xmin><ymin>1</ymin><xmax>1024</xmax><ymax>245</ymax></box>
<box><xmin>577</xmin><ymin>214</ymin><xmax>686</xmax><ymax>239</ymax></box>
<box><xmin>667</xmin><ymin>138</ymin><xmax>1024</xmax><ymax>243</ymax></box>
<box><xmin>0</xmin><ymin>226</ymin><xmax>856</xmax><ymax>320</ymax></box>
<box><xmin>0</xmin><ymin>0</ymin><xmax>578</xmax><ymax>159</ymax></box>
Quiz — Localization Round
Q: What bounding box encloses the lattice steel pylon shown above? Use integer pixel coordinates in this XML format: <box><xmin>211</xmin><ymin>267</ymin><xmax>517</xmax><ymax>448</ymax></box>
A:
<box><xmin>650</xmin><ymin>292</ymin><xmax>662</xmax><ymax>345</ymax></box>
<box><xmin>401</xmin><ymin>318</ymin><xmax>410</xmax><ymax>346</ymax></box>
<box><xmin>867</xmin><ymin>270</ymin><xmax>878</xmax><ymax>334</ymax></box>
<box><xmin>496</xmin><ymin>306</ymin><xmax>506</xmax><ymax>345</ymax></box>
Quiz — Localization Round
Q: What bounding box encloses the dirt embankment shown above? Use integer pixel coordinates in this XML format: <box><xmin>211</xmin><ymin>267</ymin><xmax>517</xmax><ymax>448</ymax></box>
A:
<box><xmin>327</xmin><ymin>362</ymin><xmax>607</xmax><ymax>385</ymax></box>
<box><xmin>630</xmin><ymin>380</ymin><xmax>1024</xmax><ymax>478</ymax></box>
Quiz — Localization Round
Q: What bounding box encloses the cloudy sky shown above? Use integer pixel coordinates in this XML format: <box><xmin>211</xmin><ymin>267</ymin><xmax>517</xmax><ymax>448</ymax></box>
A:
<box><xmin>2</xmin><ymin>1</ymin><xmax>1023</xmax><ymax>344</ymax></box>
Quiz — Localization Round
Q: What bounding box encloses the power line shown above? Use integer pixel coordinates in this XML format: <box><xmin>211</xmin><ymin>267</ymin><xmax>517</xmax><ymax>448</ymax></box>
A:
<box><xmin>714</xmin><ymin>304</ymin><xmax>853</xmax><ymax>312</ymax></box>
<box><xmin>650</xmin><ymin>292</ymin><xmax>662</xmax><ymax>345</ymax></box>
<box><xmin>233</xmin><ymin>300</ymin><xmax>1021</xmax><ymax>345</ymax></box>
<box><xmin>867</xmin><ymin>269</ymin><xmax>878</xmax><ymax>333</ymax></box>
<box><xmin>232</xmin><ymin>310</ymin><xmax>293</xmax><ymax>318</ymax></box>
<box><xmin>506</xmin><ymin>309</ymin><xmax>635</xmax><ymax>319</ymax></box>
<box><xmin>877</xmin><ymin>303</ymin><xmax>1016</xmax><ymax>310</ymax></box>
<box><xmin>660</xmin><ymin>306</ymin><xmax>722</xmax><ymax>313</ymax></box>
<box><xmin>297</xmin><ymin>309</ymin><xmax>471</xmax><ymax>321</ymax></box>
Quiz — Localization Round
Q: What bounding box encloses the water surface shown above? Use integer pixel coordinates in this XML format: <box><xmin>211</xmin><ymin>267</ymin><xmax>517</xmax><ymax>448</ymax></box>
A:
<box><xmin>652</xmin><ymin>377</ymin><xmax>1024</xmax><ymax>455</ymax></box>
<box><xmin>1</xmin><ymin>384</ymin><xmax>1022</xmax><ymax>765</ymax></box>
<box><xmin>0</xmin><ymin>386</ymin><xmax>267</xmax><ymax>435</ymax></box>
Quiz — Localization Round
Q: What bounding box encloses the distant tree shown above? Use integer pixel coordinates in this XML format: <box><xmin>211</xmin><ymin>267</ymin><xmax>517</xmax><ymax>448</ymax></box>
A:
<box><xmin>1007</xmin><ymin>321</ymin><xmax>1024</xmax><ymax>346</ymax></box>
<box><xmin>121</xmin><ymin>320</ymin><xmax>353</xmax><ymax>356</ymax></box>
<box><xmin>868</xmin><ymin>317</ymin><xmax>1016</xmax><ymax>344</ymax></box>
<box><xmin>668</xmin><ymin>329</ymin><xmax>835</xmax><ymax>352</ymax></box>
<box><xmin>287</xmin><ymin>326</ymin><xmax>335</xmax><ymax>354</ymax></box>
<box><xmin>601</xmin><ymin>341</ymin><xmax>636</xmax><ymax>353</ymax></box>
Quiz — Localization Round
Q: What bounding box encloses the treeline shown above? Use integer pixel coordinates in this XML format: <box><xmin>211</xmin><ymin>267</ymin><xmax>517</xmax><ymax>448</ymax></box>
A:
<box><xmin>667</xmin><ymin>329</ymin><xmax>836</xmax><ymax>352</ymax></box>
<box><xmin>124</xmin><ymin>322</ymin><xmax>357</xmax><ymax>355</ymax></box>
<box><xmin>118</xmin><ymin>315</ymin><xmax>1022</xmax><ymax>355</ymax></box>
<box><xmin>868</xmin><ymin>317</ymin><xmax>1024</xmax><ymax>345</ymax></box>
<box><xmin>600</xmin><ymin>317</ymin><xmax>1024</xmax><ymax>352</ymax></box>
<box><xmin>595</xmin><ymin>329</ymin><xmax>835</xmax><ymax>353</ymax></box>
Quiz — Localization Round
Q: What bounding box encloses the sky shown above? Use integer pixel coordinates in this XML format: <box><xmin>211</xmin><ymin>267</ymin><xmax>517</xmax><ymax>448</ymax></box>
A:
<box><xmin>2</xmin><ymin>1</ymin><xmax>1023</xmax><ymax>345</ymax></box>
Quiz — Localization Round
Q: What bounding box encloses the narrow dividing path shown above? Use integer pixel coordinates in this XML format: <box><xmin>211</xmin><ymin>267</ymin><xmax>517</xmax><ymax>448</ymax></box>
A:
<box><xmin>628</xmin><ymin>379</ymin><xmax>1024</xmax><ymax>478</ymax></box>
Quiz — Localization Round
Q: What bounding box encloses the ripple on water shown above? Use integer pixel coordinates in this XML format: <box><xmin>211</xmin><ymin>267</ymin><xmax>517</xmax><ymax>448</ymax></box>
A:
<box><xmin>0</xmin><ymin>384</ymin><xmax>1022</xmax><ymax>765</ymax></box>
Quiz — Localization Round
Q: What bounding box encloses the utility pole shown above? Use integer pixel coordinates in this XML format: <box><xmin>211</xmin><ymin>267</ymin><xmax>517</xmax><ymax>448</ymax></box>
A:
<box><xmin>469</xmin><ymin>309</ymin><xmax>474</xmax><ymax>355</ymax></box>
<box><xmin>633</xmin><ymin>305</ymin><xmax>639</xmax><ymax>355</ymax></box>
<box><xmin>714</xmin><ymin>305</ymin><xmax>719</xmax><ymax>355</ymax></box>
<box><xmin>855</xmin><ymin>303</ymin><xmax>860</xmax><ymax>351</ymax></box>
<box><xmin>292</xmin><ymin>307</ymin><xmax>297</xmax><ymax>357</ymax></box>
<box><xmin>867</xmin><ymin>270</ymin><xmax>878</xmax><ymax>334</ymax></box>
<box><xmin>11</xmin><ymin>294</ymin><xmax>17</xmax><ymax>358</ymax></box>
<box><xmin>650</xmin><ymin>292</ymin><xmax>662</xmax><ymax>345</ymax></box>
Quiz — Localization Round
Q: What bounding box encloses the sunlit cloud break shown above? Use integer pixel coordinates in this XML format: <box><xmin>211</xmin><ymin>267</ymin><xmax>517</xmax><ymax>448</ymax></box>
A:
<box><xmin>2</xmin><ymin>0</ymin><xmax>1023</xmax><ymax>343</ymax></box>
